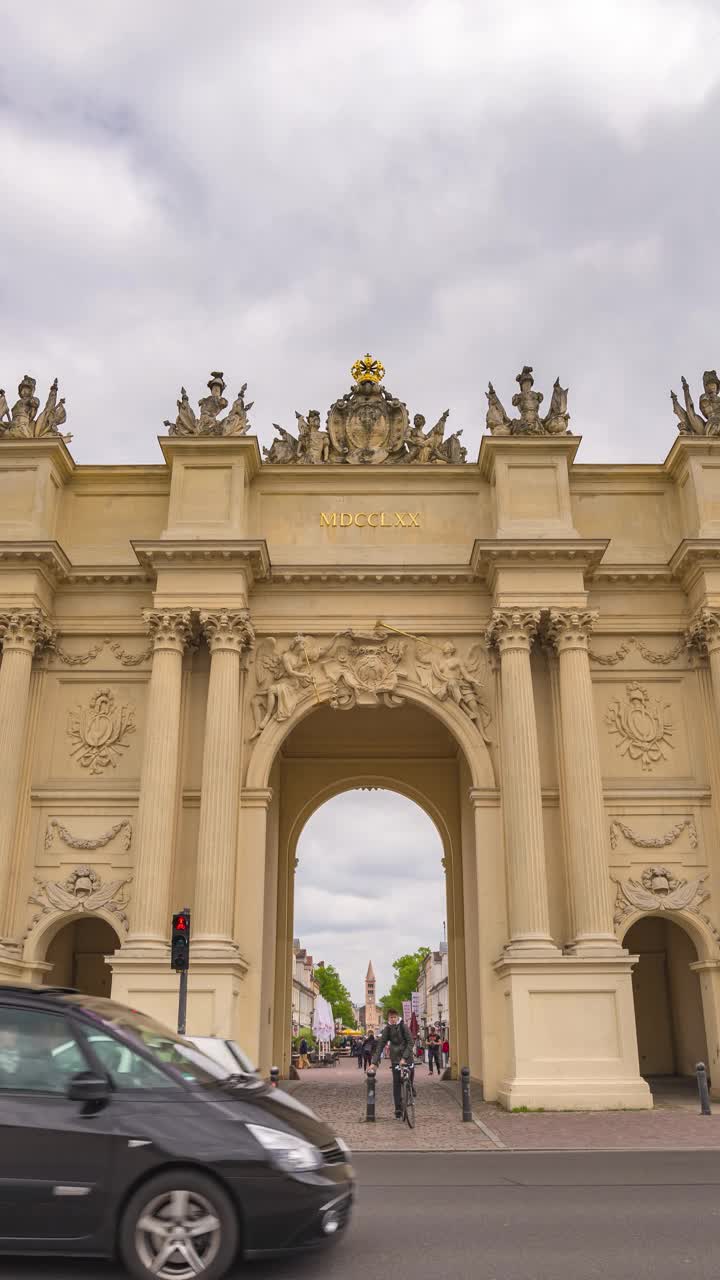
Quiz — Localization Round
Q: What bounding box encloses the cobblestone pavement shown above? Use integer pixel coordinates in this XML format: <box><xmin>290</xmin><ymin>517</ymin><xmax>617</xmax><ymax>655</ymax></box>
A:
<box><xmin>292</xmin><ymin>1059</ymin><xmax>720</xmax><ymax>1151</ymax></box>
<box><xmin>293</xmin><ymin>1057</ymin><xmax>495</xmax><ymax>1150</ymax></box>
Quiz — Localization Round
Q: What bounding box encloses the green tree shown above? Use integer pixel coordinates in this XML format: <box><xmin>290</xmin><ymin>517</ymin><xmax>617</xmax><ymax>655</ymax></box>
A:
<box><xmin>380</xmin><ymin>947</ymin><xmax>430</xmax><ymax>1015</ymax></box>
<box><xmin>314</xmin><ymin>962</ymin><xmax>356</xmax><ymax>1029</ymax></box>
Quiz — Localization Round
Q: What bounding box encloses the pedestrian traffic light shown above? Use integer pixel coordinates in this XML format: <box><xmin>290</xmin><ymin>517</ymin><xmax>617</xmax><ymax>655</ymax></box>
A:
<box><xmin>171</xmin><ymin>909</ymin><xmax>191</xmax><ymax>971</ymax></box>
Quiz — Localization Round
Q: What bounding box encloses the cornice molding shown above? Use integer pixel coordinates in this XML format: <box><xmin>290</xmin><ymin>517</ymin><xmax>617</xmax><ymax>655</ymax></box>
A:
<box><xmin>157</xmin><ymin>433</ymin><xmax>263</xmax><ymax>480</ymax></box>
<box><xmin>266</xmin><ymin>562</ymin><xmax>478</xmax><ymax>586</ymax></box>
<box><xmin>477</xmin><ymin>433</ymin><xmax>581</xmax><ymax>480</ymax></box>
<box><xmin>0</xmin><ymin>436</ymin><xmax>75</xmax><ymax>481</ymax></box>
<box><xmin>471</xmin><ymin>538</ymin><xmax>608</xmax><ymax>588</ymax></box>
<box><xmin>669</xmin><ymin>540</ymin><xmax>720</xmax><ymax>591</ymax></box>
<box><xmin>0</xmin><ymin>540</ymin><xmax>72</xmax><ymax>585</ymax></box>
<box><xmin>131</xmin><ymin>539</ymin><xmax>271</xmax><ymax>585</ymax></box>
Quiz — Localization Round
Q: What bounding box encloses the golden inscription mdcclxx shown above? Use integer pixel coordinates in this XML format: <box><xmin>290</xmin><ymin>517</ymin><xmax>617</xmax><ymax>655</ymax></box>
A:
<box><xmin>320</xmin><ymin>512</ymin><xmax>421</xmax><ymax>528</ymax></box>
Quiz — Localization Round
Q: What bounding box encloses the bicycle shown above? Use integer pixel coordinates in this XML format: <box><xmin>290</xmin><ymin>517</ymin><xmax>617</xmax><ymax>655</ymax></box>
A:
<box><xmin>397</xmin><ymin>1061</ymin><xmax>415</xmax><ymax>1129</ymax></box>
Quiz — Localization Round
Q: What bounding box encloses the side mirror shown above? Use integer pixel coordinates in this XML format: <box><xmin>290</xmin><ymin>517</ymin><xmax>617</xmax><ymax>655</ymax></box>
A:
<box><xmin>67</xmin><ymin>1070</ymin><xmax>110</xmax><ymax>1102</ymax></box>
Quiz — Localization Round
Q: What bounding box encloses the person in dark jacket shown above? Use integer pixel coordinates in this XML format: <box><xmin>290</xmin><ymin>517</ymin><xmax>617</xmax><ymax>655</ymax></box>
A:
<box><xmin>427</xmin><ymin>1031</ymin><xmax>443</xmax><ymax>1075</ymax></box>
<box><xmin>362</xmin><ymin>1032</ymin><xmax>376</xmax><ymax>1073</ymax></box>
<box><xmin>372</xmin><ymin>1010</ymin><xmax>414</xmax><ymax>1117</ymax></box>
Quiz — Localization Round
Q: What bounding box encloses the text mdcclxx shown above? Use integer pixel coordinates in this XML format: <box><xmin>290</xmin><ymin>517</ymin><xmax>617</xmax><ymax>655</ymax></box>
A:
<box><xmin>264</xmin><ymin>354</ymin><xmax>467</xmax><ymax>465</ymax></box>
<box><xmin>250</xmin><ymin>627</ymin><xmax>493</xmax><ymax>737</ymax></box>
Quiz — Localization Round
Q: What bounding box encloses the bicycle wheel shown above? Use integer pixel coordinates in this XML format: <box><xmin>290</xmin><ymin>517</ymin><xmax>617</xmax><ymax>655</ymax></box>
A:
<box><xmin>403</xmin><ymin>1077</ymin><xmax>415</xmax><ymax>1129</ymax></box>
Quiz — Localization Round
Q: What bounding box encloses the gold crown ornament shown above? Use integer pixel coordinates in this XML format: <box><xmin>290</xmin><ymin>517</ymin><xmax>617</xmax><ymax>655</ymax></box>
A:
<box><xmin>351</xmin><ymin>353</ymin><xmax>385</xmax><ymax>384</ymax></box>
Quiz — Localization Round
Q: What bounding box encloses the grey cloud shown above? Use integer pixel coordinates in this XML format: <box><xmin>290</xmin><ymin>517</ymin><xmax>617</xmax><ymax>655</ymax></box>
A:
<box><xmin>2</xmin><ymin>1</ymin><xmax>720</xmax><ymax>468</ymax></box>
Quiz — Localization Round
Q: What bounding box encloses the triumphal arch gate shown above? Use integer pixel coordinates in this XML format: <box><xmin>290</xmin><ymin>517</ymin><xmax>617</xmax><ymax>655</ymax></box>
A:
<box><xmin>3</xmin><ymin>355</ymin><xmax>720</xmax><ymax>1109</ymax></box>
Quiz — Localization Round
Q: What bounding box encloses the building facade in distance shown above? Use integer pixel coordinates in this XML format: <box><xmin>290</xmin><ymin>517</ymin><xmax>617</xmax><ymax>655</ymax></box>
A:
<box><xmin>291</xmin><ymin>939</ymin><xmax>318</xmax><ymax>1037</ymax></box>
<box><xmin>3</xmin><ymin>358</ymin><xmax>720</xmax><ymax>1109</ymax></box>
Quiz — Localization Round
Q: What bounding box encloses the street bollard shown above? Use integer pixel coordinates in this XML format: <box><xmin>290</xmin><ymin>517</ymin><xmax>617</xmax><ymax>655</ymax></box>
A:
<box><xmin>461</xmin><ymin>1066</ymin><xmax>472</xmax><ymax>1121</ymax></box>
<box><xmin>696</xmin><ymin>1061</ymin><xmax>712</xmax><ymax>1115</ymax></box>
<box><xmin>270</xmin><ymin>1065</ymin><xmax>280</xmax><ymax>1089</ymax></box>
<box><xmin>366</xmin><ymin>1066</ymin><xmax>376</xmax><ymax>1122</ymax></box>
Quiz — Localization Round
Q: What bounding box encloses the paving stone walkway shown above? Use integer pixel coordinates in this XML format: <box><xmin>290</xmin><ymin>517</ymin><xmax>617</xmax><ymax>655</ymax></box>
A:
<box><xmin>292</xmin><ymin>1057</ymin><xmax>494</xmax><ymax>1151</ymax></box>
<box><xmin>290</xmin><ymin>1058</ymin><xmax>720</xmax><ymax>1151</ymax></box>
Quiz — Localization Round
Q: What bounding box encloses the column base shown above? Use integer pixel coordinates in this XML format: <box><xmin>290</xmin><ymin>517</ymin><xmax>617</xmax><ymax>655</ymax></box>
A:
<box><xmin>494</xmin><ymin>952</ymin><xmax>652</xmax><ymax>1111</ymax></box>
<box><xmin>564</xmin><ymin>934</ymin><xmax>626</xmax><ymax>958</ymax></box>
<box><xmin>109</xmin><ymin>947</ymin><xmax>248</xmax><ymax>1041</ymax></box>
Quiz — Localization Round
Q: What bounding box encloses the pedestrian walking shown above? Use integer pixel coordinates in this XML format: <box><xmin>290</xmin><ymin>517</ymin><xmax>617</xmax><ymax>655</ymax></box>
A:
<box><xmin>442</xmin><ymin>1036</ymin><xmax>450</xmax><ymax>1068</ymax></box>
<box><xmin>362</xmin><ymin>1032</ymin><xmax>376</xmax><ymax>1072</ymax></box>
<box><xmin>427</xmin><ymin>1031</ymin><xmax>442</xmax><ymax>1076</ymax></box>
<box><xmin>298</xmin><ymin>1036</ymin><xmax>309</xmax><ymax>1070</ymax></box>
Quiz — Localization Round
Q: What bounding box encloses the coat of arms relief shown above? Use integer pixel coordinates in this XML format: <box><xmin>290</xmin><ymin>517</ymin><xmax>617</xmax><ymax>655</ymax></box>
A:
<box><xmin>250</xmin><ymin>627</ymin><xmax>492</xmax><ymax>740</ymax></box>
<box><xmin>263</xmin><ymin>354</ymin><xmax>467</xmax><ymax>465</ymax></box>
<box><xmin>67</xmin><ymin>688</ymin><xmax>136</xmax><ymax>774</ymax></box>
<box><xmin>605</xmin><ymin>683</ymin><xmax>673</xmax><ymax>772</ymax></box>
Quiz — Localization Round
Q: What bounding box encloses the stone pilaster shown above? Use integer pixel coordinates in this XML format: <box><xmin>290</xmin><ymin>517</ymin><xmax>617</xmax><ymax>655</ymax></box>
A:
<box><xmin>486</xmin><ymin>608</ymin><xmax>556</xmax><ymax>952</ymax></box>
<box><xmin>194</xmin><ymin>609</ymin><xmax>255</xmax><ymax>948</ymax></box>
<box><xmin>0</xmin><ymin>609</ymin><xmax>53</xmax><ymax>944</ymax></box>
<box><xmin>125</xmin><ymin>609</ymin><xmax>193</xmax><ymax>950</ymax></box>
<box><xmin>547</xmin><ymin>609</ymin><xmax>619</xmax><ymax>952</ymax></box>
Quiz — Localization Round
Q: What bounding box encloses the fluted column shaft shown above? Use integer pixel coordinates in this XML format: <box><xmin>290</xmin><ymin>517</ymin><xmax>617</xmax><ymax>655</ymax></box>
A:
<box><xmin>0</xmin><ymin>610</ymin><xmax>52</xmax><ymax>938</ymax></box>
<box><xmin>127</xmin><ymin>610</ymin><xmax>192</xmax><ymax>946</ymax></box>
<box><xmin>548</xmin><ymin>611</ymin><xmax>618</xmax><ymax>950</ymax></box>
<box><xmin>694</xmin><ymin>611</ymin><xmax>720</xmax><ymax>731</ymax></box>
<box><xmin>194</xmin><ymin>611</ymin><xmax>255</xmax><ymax>945</ymax></box>
<box><xmin>487</xmin><ymin>610</ymin><xmax>555</xmax><ymax>950</ymax></box>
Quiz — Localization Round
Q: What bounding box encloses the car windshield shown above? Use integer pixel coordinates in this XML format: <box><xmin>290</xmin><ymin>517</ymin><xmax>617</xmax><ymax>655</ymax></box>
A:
<box><xmin>64</xmin><ymin>996</ymin><xmax>233</xmax><ymax>1086</ymax></box>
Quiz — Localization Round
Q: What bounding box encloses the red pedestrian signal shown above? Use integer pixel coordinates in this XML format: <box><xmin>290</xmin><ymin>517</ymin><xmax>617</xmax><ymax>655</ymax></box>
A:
<box><xmin>171</xmin><ymin>910</ymin><xmax>191</xmax><ymax>971</ymax></box>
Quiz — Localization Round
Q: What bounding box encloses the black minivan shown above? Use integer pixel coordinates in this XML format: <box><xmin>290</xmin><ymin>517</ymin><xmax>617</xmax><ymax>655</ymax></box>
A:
<box><xmin>0</xmin><ymin>985</ymin><xmax>353</xmax><ymax>1279</ymax></box>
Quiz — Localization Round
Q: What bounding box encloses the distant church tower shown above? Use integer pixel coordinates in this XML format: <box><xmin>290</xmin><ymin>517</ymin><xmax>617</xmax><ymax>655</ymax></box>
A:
<box><xmin>363</xmin><ymin>960</ymin><xmax>379</xmax><ymax>1033</ymax></box>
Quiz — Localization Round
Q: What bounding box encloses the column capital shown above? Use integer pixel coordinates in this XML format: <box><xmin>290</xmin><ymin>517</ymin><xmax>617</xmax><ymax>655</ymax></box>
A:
<box><xmin>0</xmin><ymin>608</ymin><xmax>54</xmax><ymax>656</ymax></box>
<box><xmin>546</xmin><ymin>608</ymin><xmax>598</xmax><ymax>654</ymax></box>
<box><xmin>688</xmin><ymin>606</ymin><xmax>720</xmax><ymax>655</ymax></box>
<box><xmin>486</xmin><ymin>608</ymin><xmax>541</xmax><ymax>654</ymax></box>
<box><xmin>142</xmin><ymin>608</ymin><xmax>193</xmax><ymax>653</ymax></box>
<box><xmin>200</xmin><ymin>608</ymin><xmax>255</xmax><ymax>655</ymax></box>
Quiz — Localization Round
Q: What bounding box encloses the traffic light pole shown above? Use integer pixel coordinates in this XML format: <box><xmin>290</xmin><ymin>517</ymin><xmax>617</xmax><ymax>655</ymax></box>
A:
<box><xmin>177</xmin><ymin>967</ymin><xmax>188</xmax><ymax>1037</ymax></box>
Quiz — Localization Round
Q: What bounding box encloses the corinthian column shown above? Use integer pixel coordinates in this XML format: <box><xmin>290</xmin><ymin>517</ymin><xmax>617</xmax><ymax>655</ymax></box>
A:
<box><xmin>0</xmin><ymin>609</ymin><xmax>53</xmax><ymax>940</ymax></box>
<box><xmin>547</xmin><ymin>610</ymin><xmax>618</xmax><ymax>951</ymax></box>
<box><xmin>194</xmin><ymin>610</ymin><xmax>255</xmax><ymax>947</ymax></box>
<box><xmin>486</xmin><ymin>609</ymin><xmax>556</xmax><ymax>952</ymax></box>
<box><xmin>126</xmin><ymin>610</ymin><xmax>193</xmax><ymax>949</ymax></box>
<box><xmin>691</xmin><ymin>608</ymin><xmax>720</xmax><ymax>728</ymax></box>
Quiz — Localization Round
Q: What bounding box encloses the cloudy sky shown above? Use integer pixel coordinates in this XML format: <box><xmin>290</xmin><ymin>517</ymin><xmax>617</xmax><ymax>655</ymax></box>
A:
<box><xmin>295</xmin><ymin>791</ymin><xmax>445</xmax><ymax>1004</ymax></box>
<box><xmin>4</xmin><ymin>2</ymin><xmax>720</xmax><ymax>998</ymax></box>
<box><xmin>3</xmin><ymin>0</ymin><xmax>720</xmax><ymax>466</ymax></box>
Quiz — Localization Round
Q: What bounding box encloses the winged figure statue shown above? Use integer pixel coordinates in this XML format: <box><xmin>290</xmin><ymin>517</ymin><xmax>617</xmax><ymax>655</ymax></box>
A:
<box><xmin>414</xmin><ymin>639</ymin><xmax>492</xmax><ymax>740</ymax></box>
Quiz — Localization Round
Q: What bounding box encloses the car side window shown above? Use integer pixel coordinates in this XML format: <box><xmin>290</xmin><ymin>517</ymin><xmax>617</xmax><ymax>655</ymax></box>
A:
<box><xmin>0</xmin><ymin>1005</ymin><xmax>89</xmax><ymax>1093</ymax></box>
<box><xmin>81</xmin><ymin>1029</ymin><xmax>179</xmax><ymax>1090</ymax></box>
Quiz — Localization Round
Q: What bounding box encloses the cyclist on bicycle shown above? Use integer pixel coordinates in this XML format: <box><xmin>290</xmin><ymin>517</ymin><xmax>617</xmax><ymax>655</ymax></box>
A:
<box><xmin>371</xmin><ymin>1008</ymin><xmax>415</xmax><ymax>1118</ymax></box>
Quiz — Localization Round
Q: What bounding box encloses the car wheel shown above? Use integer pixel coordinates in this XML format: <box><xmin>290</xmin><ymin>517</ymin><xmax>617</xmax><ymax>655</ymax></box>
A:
<box><xmin>119</xmin><ymin>1169</ymin><xmax>239</xmax><ymax>1280</ymax></box>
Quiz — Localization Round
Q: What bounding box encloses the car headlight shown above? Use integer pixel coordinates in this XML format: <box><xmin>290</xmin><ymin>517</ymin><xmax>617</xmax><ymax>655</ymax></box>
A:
<box><xmin>247</xmin><ymin>1123</ymin><xmax>323</xmax><ymax>1173</ymax></box>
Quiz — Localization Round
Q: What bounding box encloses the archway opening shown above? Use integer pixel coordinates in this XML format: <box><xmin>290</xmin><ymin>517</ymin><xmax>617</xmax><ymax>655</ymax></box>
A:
<box><xmin>43</xmin><ymin>917</ymin><xmax>120</xmax><ymax>997</ymax></box>
<box><xmin>294</xmin><ymin>788</ymin><xmax>448</xmax><ymax>1053</ymax></box>
<box><xmin>264</xmin><ymin>699</ymin><xmax>478</xmax><ymax>1079</ymax></box>
<box><xmin>627</xmin><ymin>916</ymin><xmax>708</xmax><ymax>1102</ymax></box>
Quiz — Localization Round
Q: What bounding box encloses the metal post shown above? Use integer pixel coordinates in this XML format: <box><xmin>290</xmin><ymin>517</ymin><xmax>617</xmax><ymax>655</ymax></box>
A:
<box><xmin>270</xmin><ymin>1066</ymin><xmax>280</xmax><ymax>1088</ymax></box>
<box><xmin>177</xmin><ymin>968</ymin><xmax>188</xmax><ymax>1037</ymax></box>
<box><xmin>366</xmin><ymin>1066</ymin><xmax>376</xmax><ymax>1122</ymax></box>
<box><xmin>696</xmin><ymin>1061</ymin><xmax>712</xmax><ymax>1115</ymax></box>
<box><xmin>461</xmin><ymin>1066</ymin><xmax>472</xmax><ymax>1121</ymax></box>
